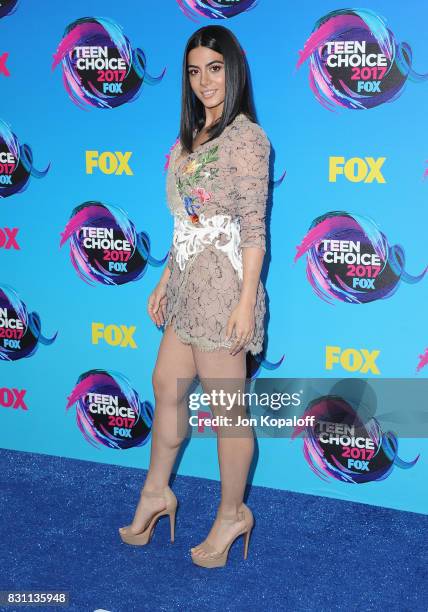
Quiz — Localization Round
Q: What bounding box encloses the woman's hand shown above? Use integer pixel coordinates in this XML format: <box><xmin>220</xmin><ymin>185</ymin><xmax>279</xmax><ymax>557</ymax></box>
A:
<box><xmin>225</xmin><ymin>297</ymin><xmax>255</xmax><ymax>355</ymax></box>
<box><xmin>147</xmin><ymin>281</ymin><xmax>168</xmax><ymax>327</ymax></box>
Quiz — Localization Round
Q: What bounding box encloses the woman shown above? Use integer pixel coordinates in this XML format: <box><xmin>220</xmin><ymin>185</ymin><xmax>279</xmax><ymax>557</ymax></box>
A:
<box><xmin>119</xmin><ymin>24</ymin><xmax>271</xmax><ymax>569</ymax></box>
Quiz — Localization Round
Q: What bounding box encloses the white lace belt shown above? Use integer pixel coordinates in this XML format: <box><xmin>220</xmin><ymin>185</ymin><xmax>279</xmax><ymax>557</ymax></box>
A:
<box><xmin>173</xmin><ymin>213</ymin><xmax>243</xmax><ymax>280</ymax></box>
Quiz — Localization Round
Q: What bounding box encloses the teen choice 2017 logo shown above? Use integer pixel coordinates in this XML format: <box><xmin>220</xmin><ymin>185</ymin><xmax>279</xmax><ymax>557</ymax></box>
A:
<box><xmin>0</xmin><ymin>284</ymin><xmax>57</xmax><ymax>361</ymax></box>
<box><xmin>0</xmin><ymin>0</ymin><xmax>18</xmax><ymax>19</ymax></box>
<box><xmin>296</xmin><ymin>8</ymin><xmax>428</xmax><ymax>110</ymax></box>
<box><xmin>292</xmin><ymin>394</ymin><xmax>419</xmax><ymax>484</ymax></box>
<box><xmin>294</xmin><ymin>211</ymin><xmax>427</xmax><ymax>304</ymax></box>
<box><xmin>66</xmin><ymin>369</ymin><xmax>153</xmax><ymax>449</ymax></box>
<box><xmin>0</xmin><ymin>119</ymin><xmax>49</xmax><ymax>198</ymax></box>
<box><xmin>52</xmin><ymin>17</ymin><xmax>165</xmax><ymax>110</ymax></box>
<box><xmin>60</xmin><ymin>201</ymin><xmax>168</xmax><ymax>286</ymax></box>
<box><xmin>177</xmin><ymin>0</ymin><xmax>258</xmax><ymax>21</ymax></box>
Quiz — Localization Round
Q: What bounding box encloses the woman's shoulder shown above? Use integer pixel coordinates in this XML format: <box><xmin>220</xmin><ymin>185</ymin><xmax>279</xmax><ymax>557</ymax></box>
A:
<box><xmin>226</xmin><ymin>113</ymin><xmax>270</xmax><ymax>148</ymax></box>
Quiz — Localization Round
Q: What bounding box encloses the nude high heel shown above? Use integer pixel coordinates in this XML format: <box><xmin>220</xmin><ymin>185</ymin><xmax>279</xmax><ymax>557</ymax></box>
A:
<box><xmin>190</xmin><ymin>503</ymin><xmax>254</xmax><ymax>568</ymax></box>
<box><xmin>118</xmin><ymin>485</ymin><xmax>177</xmax><ymax>546</ymax></box>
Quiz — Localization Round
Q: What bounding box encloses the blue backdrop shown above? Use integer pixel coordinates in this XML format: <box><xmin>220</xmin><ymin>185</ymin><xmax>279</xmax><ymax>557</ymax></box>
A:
<box><xmin>1</xmin><ymin>0</ymin><xmax>427</xmax><ymax>515</ymax></box>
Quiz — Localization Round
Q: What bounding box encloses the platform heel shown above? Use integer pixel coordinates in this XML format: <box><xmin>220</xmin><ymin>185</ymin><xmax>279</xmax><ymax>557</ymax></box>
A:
<box><xmin>119</xmin><ymin>485</ymin><xmax>178</xmax><ymax>546</ymax></box>
<box><xmin>190</xmin><ymin>503</ymin><xmax>254</xmax><ymax>568</ymax></box>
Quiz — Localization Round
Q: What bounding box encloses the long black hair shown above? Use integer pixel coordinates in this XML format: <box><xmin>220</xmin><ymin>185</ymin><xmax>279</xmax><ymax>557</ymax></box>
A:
<box><xmin>179</xmin><ymin>25</ymin><xmax>257</xmax><ymax>154</ymax></box>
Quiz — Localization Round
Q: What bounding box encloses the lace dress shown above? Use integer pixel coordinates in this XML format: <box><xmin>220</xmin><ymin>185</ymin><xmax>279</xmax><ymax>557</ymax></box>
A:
<box><xmin>163</xmin><ymin>112</ymin><xmax>270</xmax><ymax>355</ymax></box>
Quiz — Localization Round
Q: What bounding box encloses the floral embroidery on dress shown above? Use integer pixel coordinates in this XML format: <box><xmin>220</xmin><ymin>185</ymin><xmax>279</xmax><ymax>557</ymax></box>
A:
<box><xmin>176</xmin><ymin>145</ymin><xmax>219</xmax><ymax>224</ymax></box>
<box><xmin>191</xmin><ymin>186</ymin><xmax>212</xmax><ymax>202</ymax></box>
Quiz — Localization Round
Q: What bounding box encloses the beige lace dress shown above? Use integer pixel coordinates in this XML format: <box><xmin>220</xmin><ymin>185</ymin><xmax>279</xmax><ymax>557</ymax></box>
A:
<box><xmin>163</xmin><ymin>112</ymin><xmax>270</xmax><ymax>355</ymax></box>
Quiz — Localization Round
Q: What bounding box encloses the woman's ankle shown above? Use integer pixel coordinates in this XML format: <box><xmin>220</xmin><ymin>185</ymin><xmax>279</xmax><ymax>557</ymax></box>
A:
<box><xmin>142</xmin><ymin>482</ymin><xmax>169</xmax><ymax>495</ymax></box>
<box><xmin>217</xmin><ymin>501</ymin><xmax>244</xmax><ymax>517</ymax></box>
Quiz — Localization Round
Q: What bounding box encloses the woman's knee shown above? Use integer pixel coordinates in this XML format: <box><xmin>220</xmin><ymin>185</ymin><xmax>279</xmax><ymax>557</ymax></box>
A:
<box><xmin>152</xmin><ymin>367</ymin><xmax>189</xmax><ymax>405</ymax></box>
<box><xmin>152</xmin><ymin>367</ymin><xmax>172</xmax><ymax>401</ymax></box>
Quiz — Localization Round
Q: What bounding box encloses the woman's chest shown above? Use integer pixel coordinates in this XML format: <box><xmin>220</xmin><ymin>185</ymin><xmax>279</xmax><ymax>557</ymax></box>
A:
<box><xmin>175</xmin><ymin>143</ymin><xmax>221</xmax><ymax>190</ymax></box>
<box><xmin>173</xmin><ymin>144</ymin><xmax>223</xmax><ymax>222</ymax></box>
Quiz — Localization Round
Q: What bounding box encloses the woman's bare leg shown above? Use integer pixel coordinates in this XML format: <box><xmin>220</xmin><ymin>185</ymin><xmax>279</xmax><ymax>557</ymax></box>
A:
<box><xmin>121</xmin><ymin>323</ymin><xmax>197</xmax><ymax>535</ymax></box>
<box><xmin>190</xmin><ymin>346</ymin><xmax>253</xmax><ymax>557</ymax></box>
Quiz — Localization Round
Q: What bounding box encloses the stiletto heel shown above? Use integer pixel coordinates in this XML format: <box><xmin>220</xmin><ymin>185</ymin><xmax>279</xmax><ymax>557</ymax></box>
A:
<box><xmin>169</xmin><ymin>507</ymin><xmax>176</xmax><ymax>543</ymax></box>
<box><xmin>243</xmin><ymin>525</ymin><xmax>252</xmax><ymax>559</ymax></box>
<box><xmin>118</xmin><ymin>485</ymin><xmax>177</xmax><ymax>546</ymax></box>
<box><xmin>190</xmin><ymin>503</ymin><xmax>254</xmax><ymax>568</ymax></box>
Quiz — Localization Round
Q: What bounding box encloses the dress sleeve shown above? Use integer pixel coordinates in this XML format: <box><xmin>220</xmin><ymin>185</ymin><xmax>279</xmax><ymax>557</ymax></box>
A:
<box><xmin>228</xmin><ymin>123</ymin><xmax>271</xmax><ymax>251</ymax></box>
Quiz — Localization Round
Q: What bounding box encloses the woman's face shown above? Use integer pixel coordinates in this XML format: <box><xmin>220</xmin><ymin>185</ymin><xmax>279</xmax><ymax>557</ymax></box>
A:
<box><xmin>186</xmin><ymin>46</ymin><xmax>225</xmax><ymax>112</ymax></box>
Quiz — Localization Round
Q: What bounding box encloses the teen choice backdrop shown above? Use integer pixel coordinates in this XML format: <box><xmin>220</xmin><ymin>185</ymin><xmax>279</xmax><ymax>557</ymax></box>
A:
<box><xmin>1</xmin><ymin>0</ymin><xmax>427</xmax><ymax>515</ymax></box>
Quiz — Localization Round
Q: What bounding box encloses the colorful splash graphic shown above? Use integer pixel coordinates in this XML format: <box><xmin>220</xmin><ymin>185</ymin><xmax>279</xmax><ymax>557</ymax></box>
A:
<box><xmin>66</xmin><ymin>369</ymin><xmax>153</xmax><ymax>449</ymax></box>
<box><xmin>60</xmin><ymin>201</ymin><xmax>168</xmax><ymax>286</ymax></box>
<box><xmin>0</xmin><ymin>119</ymin><xmax>49</xmax><ymax>198</ymax></box>
<box><xmin>52</xmin><ymin>16</ymin><xmax>165</xmax><ymax>110</ymax></box>
<box><xmin>0</xmin><ymin>284</ymin><xmax>57</xmax><ymax>361</ymax></box>
<box><xmin>294</xmin><ymin>211</ymin><xmax>427</xmax><ymax>304</ymax></box>
<box><xmin>296</xmin><ymin>8</ymin><xmax>428</xmax><ymax>110</ymax></box>
<box><xmin>0</xmin><ymin>0</ymin><xmax>18</xmax><ymax>19</ymax></box>
<box><xmin>292</xmin><ymin>395</ymin><xmax>419</xmax><ymax>483</ymax></box>
<box><xmin>164</xmin><ymin>138</ymin><xmax>180</xmax><ymax>172</ymax></box>
<box><xmin>416</xmin><ymin>348</ymin><xmax>428</xmax><ymax>373</ymax></box>
<box><xmin>177</xmin><ymin>0</ymin><xmax>258</xmax><ymax>21</ymax></box>
<box><xmin>247</xmin><ymin>352</ymin><xmax>285</xmax><ymax>381</ymax></box>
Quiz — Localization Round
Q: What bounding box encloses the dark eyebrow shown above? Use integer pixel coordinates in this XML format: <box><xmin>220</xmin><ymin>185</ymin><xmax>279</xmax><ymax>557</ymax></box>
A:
<box><xmin>187</xmin><ymin>60</ymin><xmax>224</xmax><ymax>69</ymax></box>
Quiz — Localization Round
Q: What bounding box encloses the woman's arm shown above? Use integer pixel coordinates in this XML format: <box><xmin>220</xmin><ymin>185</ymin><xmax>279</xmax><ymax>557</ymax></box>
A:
<box><xmin>232</xmin><ymin>127</ymin><xmax>270</xmax><ymax>252</ymax></box>
<box><xmin>226</xmin><ymin>123</ymin><xmax>271</xmax><ymax>353</ymax></box>
<box><xmin>158</xmin><ymin>262</ymin><xmax>171</xmax><ymax>288</ymax></box>
<box><xmin>147</xmin><ymin>246</ymin><xmax>172</xmax><ymax>327</ymax></box>
<box><xmin>158</xmin><ymin>247</ymin><xmax>173</xmax><ymax>287</ymax></box>
<box><xmin>240</xmin><ymin>247</ymin><xmax>265</xmax><ymax>306</ymax></box>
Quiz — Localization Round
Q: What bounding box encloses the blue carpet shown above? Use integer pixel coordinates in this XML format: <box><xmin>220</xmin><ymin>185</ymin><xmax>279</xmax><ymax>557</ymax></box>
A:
<box><xmin>0</xmin><ymin>448</ymin><xmax>427</xmax><ymax>612</ymax></box>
